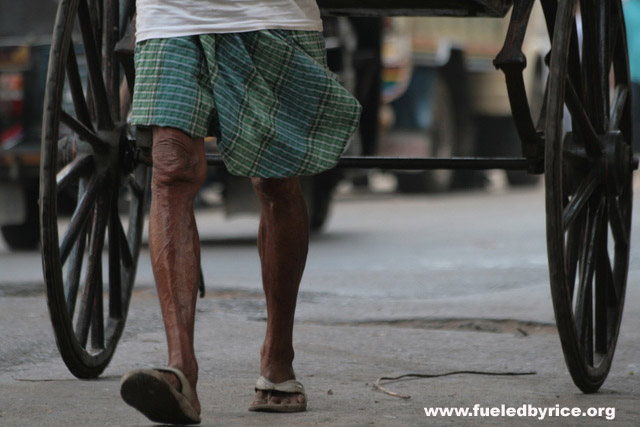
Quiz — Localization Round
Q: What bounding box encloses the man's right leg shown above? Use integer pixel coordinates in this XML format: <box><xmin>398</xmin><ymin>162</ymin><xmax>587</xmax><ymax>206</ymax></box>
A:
<box><xmin>148</xmin><ymin>126</ymin><xmax>207</xmax><ymax>412</ymax></box>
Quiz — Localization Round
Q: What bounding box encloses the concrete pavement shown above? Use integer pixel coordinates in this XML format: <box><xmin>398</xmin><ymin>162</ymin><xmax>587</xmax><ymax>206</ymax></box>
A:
<box><xmin>1</xmin><ymin>183</ymin><xmax>639</xmax><ymax>426</ymax></box>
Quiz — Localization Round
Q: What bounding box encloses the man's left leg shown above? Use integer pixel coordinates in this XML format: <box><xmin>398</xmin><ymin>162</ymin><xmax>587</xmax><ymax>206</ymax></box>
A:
<box><xmin>250</xmin><ymin>177</ymin><xmax>309</xmax><ymax>410</ymax></box>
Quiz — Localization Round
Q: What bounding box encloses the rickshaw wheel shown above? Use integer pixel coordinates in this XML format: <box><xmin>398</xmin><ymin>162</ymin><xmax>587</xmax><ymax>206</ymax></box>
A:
<box><xmin>40</xmin><ymin>0</ymin><xmax>147</xmax><ymax>379</ymax></box>
<box><xmin>545</xmin><ymin>0</ymin><xmax>633</xmax><ymax>393</ymax></box>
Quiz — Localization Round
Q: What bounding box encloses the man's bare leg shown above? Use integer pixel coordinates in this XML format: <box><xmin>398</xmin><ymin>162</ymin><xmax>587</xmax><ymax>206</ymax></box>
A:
<box><xmin>148</xmin><ymin>126</ymin><xmax>207</xmax><ymax>413</ymax></box>
<box><xmin>250</xmin><ymin>177</ymin><xmax>309</xmax><ymax>407</ymax></box>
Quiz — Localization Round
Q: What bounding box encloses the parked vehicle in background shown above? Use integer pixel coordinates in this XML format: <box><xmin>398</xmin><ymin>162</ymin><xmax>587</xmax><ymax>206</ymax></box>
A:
<box><xmin>0</xmin><ymin>0</ymin><xmax>59</xmax><ymax>250</ymax></box>
<box><xmin>377</xmin><ymin>4</ymin><xmax>549</xmax><ymax>191</ymax></box>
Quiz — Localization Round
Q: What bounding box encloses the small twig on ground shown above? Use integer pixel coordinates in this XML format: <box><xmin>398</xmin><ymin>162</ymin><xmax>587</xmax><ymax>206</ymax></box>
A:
<box><xmin>374</xmin><ymin>370</ymin><xmax>537</xmax><ymax>399</ymax></box>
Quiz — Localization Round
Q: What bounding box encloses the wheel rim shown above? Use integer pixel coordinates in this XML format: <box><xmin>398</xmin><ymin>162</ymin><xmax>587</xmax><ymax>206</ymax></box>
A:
<box><xmin>40</xmin><ymin>0</ymin><xmax>146</xmax><ymax>378</ymax></box>
<box><xmin>545</xmin><ymin>0</ymin><xmax>633</xmax><ymax>392</ymax></box>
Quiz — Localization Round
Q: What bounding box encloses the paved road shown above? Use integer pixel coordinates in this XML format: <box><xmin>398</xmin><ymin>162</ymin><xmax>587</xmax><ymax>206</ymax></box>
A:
<box><xmin>0</xmin><ymin>180</ymin><xmax>639</xmax><ymax>425</ymax></box>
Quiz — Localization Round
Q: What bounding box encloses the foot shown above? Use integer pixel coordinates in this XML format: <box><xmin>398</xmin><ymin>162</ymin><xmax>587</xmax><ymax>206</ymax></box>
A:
<box><xmin>249</xmin><ymin>375</ymin><xmax>307</xmax><ymax>413</ymax></box>
<box><xmin>160</xmin><ymin>370</ymin><xmax>201</xmax><ymax>414</ymax></box>
<box><xmin>120</xmin><ymin>367</ymin><xmax>201</xmax><ymax>424</ymax></box>
<box><xmin>252</xmin><ymin>388</ymin><xmax>306</xmax><ymax>408</ymax></box>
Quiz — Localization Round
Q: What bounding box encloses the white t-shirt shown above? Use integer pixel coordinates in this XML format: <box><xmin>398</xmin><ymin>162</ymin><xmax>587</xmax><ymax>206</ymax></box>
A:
<box><xmin>136</xmin><ymin>0</ymin><xmax>323</xmax><ymax>42</ymax></box>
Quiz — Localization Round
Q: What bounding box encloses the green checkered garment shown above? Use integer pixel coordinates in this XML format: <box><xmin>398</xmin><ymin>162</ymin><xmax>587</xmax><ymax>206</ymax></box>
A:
<box><xmin>132</xmin><ymin>30</ymin><xmax>361</xmax><ymax>178</ymax></box>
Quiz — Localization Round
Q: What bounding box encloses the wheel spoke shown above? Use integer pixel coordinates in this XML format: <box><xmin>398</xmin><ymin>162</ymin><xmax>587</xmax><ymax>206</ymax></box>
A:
<box><xmin>609</xmin><ymin>84</ymin><xmax>629</xmax><ymax>131</ymax></box>
<box><xmin>75</xmin><ymin>190</ymin><xmax>109</xmax><ymax>348</ymax></box>
<box><xmin>608</xmin><ymin>195</ymin><xmax>629</xmax><ymax>249</ymax></box>
<box><xmin>612</xmin><ymin>1</ymin><xmax>630</xmax><ymax>86</ymax></box>
<box><xmin>576</xmin><ymin>279</ymin><xmax>594</xmax><ymax>365</ymax></box>
<box><xmin>65</xmin><ymin>40</ymin><xmax>94</xmax><ymax>130</ymax></box>
<box><xmin>562</xmin><ymin>132</ymin><xmax>589</xmax><ymax>168</ymax></box>
<box><xmin>567</xmin><ymin>19</ymin><xmax>583</xmax><ymax>99</ymax></box>
<box><xmin>570</xmin><ymin>207</ymin><xmax>591</xmax><ymax>299</ymax></box>
<box><xmin>580</xmin><ymin>0</ymin><xmax>610</xmax><ymax>132</ymax></box>
<box><xmin>60</xmin><ymin>110</ymin><xmax>110</xmax><ymax>152</ymax></box>
<box><xmin>595</xmin><ymin>208</ymin><xmax>609</xmax><ymax>354</ymax></box>
<box><xmin>115</xmin><ymin>32</ymin><xmax>135</xmax><ymax>99</ymax></box>
<box><xmin>108</xmin><ymin>189</ymin><xmax>123</xmax><ymax>319</ymax></box>
<box><xmin>597</xmin><ymin>1</ymin><xmax>612</xmax><ymax>129</ymax></box>
<box><xmin>562</xmin><ymin>169</ymin><xmax>601</xmax><ymax>230</ymax></box>
<box><xmin>575</xmin><ymin>198</ymin><xmax>605</xmax><ymax>364</ymax></box>
<box><xmin>56</xmin><ymin>135</ymin><xmax>76</xmax><ymax>168</ymax></box>
<box><xmin>565</xmin><ymin>78</ymin><xmax>602</xmax><ymax>158</ymax></box>
<box><xmin>65</xmin><ymin>220</ymin><xmax>88</xmax><ymax>319</ymax></box>
<box><xmin>607</xmin><ymin>3</ymin><xmax>622</xmax><ymax>73</ymax></box>
<box><xmin>56</xmin><ymin>154</ymin><xmax>93</xmax><ymax>191</ymax></box>
<box><xmin>565</xmin><ymin>212</ymin><xmax>584</xmax><ymax>294</ymax></box>
<box><xmin>117</xmin><ymin>216</ymin><xmax>133</xmax><ymax>269</ymax></box>
<box><xmin>60</xmin><ymin>173</ymin><xmax>104</xmax><ymax>265</ymax></box>
<box><xmin>104</xmin><ymin>0</ymin><xmax>121</xmax><ymax>121</ymax></box>
<box><xmin>126</xmin><ymin>173</ymin><xmax>144</xmax><ymax>198</ymax></box>
<box><xmin>602</xmin><ymin>245</ymin><xmax>622</xmax><ymax>307</ymax></box>
<box><xmin>78</xmin><ymin>0</ymin><xmax>113</xmax><ymax>129</ymax></box>
<box><xmin>91</xmin><ymin>262</ymin><xmax>105</xmax><ymax>350</ymax></box>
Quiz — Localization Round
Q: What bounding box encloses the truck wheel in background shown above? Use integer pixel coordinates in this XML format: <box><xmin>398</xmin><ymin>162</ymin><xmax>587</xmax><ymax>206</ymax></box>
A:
<box><xmin>1</xmin><ymin>183</ymin><xmax>39</xmax><ymax>250</ymax></box>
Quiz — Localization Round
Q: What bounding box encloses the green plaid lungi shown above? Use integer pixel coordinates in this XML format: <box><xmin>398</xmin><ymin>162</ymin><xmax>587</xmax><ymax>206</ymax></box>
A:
<box><xmin>131</xmin><ymin>30</ymin><xmax>361</xmax><ymax>178</ymax></box>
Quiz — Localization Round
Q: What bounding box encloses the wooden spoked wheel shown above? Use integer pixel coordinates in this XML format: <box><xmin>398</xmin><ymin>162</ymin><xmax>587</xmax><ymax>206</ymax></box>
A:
<box><xmin>545</xmin><ymin>0</ymin><xmax>633</xmax><ymax>393</ymax></box>
<box><xmin>40</xmin><ymin>0</ymin><xmax>147</xmax><ymax>378</ymax></box>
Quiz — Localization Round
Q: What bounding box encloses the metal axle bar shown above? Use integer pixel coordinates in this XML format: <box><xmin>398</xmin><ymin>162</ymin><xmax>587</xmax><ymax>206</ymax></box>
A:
<box><xmin>205</xmin><ymin>155</ymin><xmax>531</xmax><ymax>171</ymax></box>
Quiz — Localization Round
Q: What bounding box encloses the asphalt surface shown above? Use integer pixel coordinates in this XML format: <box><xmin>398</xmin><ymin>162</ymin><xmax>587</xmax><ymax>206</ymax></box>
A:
<box><xmin>0</xmin><ymin>178</ymin><xmax>639</xmax><ymax>426</ymax></box>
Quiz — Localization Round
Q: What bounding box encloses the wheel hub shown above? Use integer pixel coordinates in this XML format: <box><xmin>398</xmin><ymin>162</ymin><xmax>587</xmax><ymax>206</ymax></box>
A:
<box><xmin>602</xmin><ymin>131</ymin><xmax>632</xmax><ymax>197</ymax></box>
<box><xmin>92</xmin><ymin>124</ymin><xmax>135</xmax><ymax>182</ymax></box>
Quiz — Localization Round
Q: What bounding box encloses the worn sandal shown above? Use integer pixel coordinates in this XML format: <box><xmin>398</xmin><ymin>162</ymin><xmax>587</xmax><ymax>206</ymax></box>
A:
<box><xmin>249</xmin><ymin>376</ymin><xmax>308</xmax><ymax>413</ymax></box>
<box><xmin>120</xmin><ymin>367</ymin><xmax>201</xmax><ymax>425</ymax></box>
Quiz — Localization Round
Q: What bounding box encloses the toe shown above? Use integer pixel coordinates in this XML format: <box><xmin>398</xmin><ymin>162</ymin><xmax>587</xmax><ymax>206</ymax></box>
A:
<box><xmin>268</xmin><ymin>394</ymin><xmax>282</xmax><ymax>405</ymax></box>
<box><xmin>253</xmin><ymin>390</ymin><xmax>269</xmax><ymax>405</ymax></box>
<box><xmin>267</xmin><ymin>391</ymin><xmax>304</xmax><ymax>406</ymax></box>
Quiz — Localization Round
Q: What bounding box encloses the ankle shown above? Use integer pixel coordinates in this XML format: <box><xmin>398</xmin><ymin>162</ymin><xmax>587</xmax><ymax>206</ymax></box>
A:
<box><xmin>260</xmin><ymin>348</ymin><xmax>295</xmax><ymax>382</ymax></box>
<box><xmin>261</xmin><ymin>343</ymin><xmax>294</xmax><ymax>365</ymax></box>
<box><xmin>260</xmin><ymin>363</ymin><xmax>296</xmax><ymax>383</ymax></box>
<box><xmin>168</xmin><ymin>358</ymin><xmax>198</xmax><ymax>387</ymax></box>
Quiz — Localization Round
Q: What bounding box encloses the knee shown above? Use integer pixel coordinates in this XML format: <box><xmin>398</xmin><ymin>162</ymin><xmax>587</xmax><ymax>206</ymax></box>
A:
<box><xmin>151</xmin><ymin>127</ymin><xmax>207</xmax><ymax>191</ymax></box>
<box><xmin>251</xmin><ymin>177</ymin><xmax>301</xmax><ymax>202</ymax></box>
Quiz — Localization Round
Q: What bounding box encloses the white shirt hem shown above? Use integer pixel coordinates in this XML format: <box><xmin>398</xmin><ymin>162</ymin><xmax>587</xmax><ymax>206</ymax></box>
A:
<box><xmin>136</xmin><ymin>21</ymin><xmax>323</xmax><ymax>43</ymax></box>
